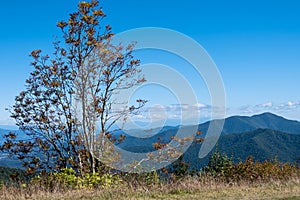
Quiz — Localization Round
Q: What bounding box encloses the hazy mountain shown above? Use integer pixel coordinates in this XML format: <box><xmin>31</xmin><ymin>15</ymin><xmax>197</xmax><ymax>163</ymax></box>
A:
<box><xmin>1</xmin><ymin>112</ymin><xmax>300</xmax><ymax>169</ymax></box>
<box><xmin>119</xmin><ymin>112</ymin><xmax>300</xmax><ymax>152</ymax></box>
<box><xmin>0</xmin><ymin>125</ymin><xmax>18</xmax><ymax>130</ymax></box>
<box><xmin>0</xmin><ymin>128</ymin><xmax>28</xmax><ymax>142</ymax></box>
<box><xmin>0</xmin><ymin>128</ymin><xmax>27</xmax><ymax>169</ymax></box>
<box><xmin>0</xmin><ymin>128</ymin><xmax>11</xmax><ymax>135</ymax></box>
<box><xmin>118</xmin><ymin>113</ymin><xmax>300</xmax><ymax>169</ymax></box>
<box><xmin>199</xmin><ymin>112</ymin><xmax>300</xmax><ymax>135</ymax></box>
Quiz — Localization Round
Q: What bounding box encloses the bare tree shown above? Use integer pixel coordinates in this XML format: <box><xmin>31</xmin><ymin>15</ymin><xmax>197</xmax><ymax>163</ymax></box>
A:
<box><xmin>73</xmin><ymin>39</ymin><xmax>147</xmax><ymax>173</ymax></box>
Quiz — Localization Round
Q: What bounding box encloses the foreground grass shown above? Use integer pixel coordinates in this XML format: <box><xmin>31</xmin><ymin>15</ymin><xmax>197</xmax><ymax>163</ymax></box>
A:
<box><xmin>1</xmin><ymin>178</ymin><xmax>300</xmax><ymax>200</ymax></box>
<box><xmin>1</xmin><ymin>155</ymin><xmax>299</xmax><ymax>199</ymax></box>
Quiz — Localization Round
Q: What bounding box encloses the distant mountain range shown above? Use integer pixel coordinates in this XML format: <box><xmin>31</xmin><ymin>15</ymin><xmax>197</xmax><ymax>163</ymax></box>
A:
<box><xmin>0</xmin><ymin>128</ymin><xmax>11</xmax><ymax>135</ymax></box>
<box><xmin>201</xmin><ymin>112</ymin><xmax>300</xmax><ymax>135</ymax></box>
<box><xmin>118</xmin><ymin>112</ymin><xmax>300</xmax><ymax>169</ymax></box>
<box><xmin>217</xmin><ymin>128</ymin><xmax>300</xmax><ymax>162</ymax></box>
<box><xmin>0</xmin><ymin>112</ymin><xmax>300</xmax><ymax>169</ymax></box>
<box><xmin>185</xmin><ymin>128</ymin><xmax>300</xmax><ymax>169</ymax></box>
<box><xmin>0</xmin><ymin>128</ymin><xmax>28</xmax><ymax>141</ymax></box>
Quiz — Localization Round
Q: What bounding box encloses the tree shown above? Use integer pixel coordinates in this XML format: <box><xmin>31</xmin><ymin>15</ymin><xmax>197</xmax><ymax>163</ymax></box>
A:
<box><xmin>73</xmin><ymin>32</ymin><xmax>147</xmax><ymax>174</ymax></box>
<box><xmin>1</xmin><ymin>0</ymin><xmax>146</xmax><ymax>174</ymax></box>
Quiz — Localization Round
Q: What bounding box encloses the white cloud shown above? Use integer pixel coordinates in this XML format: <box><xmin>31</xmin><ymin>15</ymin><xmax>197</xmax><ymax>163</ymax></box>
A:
<box><xmin>127</xmin><ymin>102</ymin><xmax>211</xmax><ymax>122</ymax></box>
<box><xmin>260</xmin><ymin>102</ymin><xmax>273</xmax><ymax>108</ymax></box>
<box><xmin>286</xmin><ymin>101</ymin><xmax>300</xmax><ymax>109</ymax></box>
<box><xmin>239</xmin><ymin>100</ymin><xmax>300</xmax><ymax>114</ymax></box>
<box><xmin>195</xmin><ymin>103</ymin><xmax>208</xmax><ymax>109</ymax></box>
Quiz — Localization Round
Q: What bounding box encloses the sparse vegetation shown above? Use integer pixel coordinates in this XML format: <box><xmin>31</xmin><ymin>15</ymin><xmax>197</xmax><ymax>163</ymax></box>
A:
<box><xmin>203</xmin><ymin>150</ymin><xmax>300</xmax><ymax>184</ymax></box>
<box><xmin>0</xmin><ymin>151</ymin><xmax>299</xmax><ymax>199</ymax></box>
<box><xmin>0</xmin><ymin>172</ymin><xmax>299</xmax><ymax>200</ymax></box>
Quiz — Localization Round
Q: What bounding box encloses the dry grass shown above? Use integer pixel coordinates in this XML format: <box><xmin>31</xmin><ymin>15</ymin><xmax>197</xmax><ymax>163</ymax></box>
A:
<box><xmin>1</xmin><ymin>176</ymin><xmax>300</xmax><ymax>200</ymax></box>
<box><xmin>1</xmin><ymin>157</ymin><xmax>299</xmax><ymax>199</ymax></box>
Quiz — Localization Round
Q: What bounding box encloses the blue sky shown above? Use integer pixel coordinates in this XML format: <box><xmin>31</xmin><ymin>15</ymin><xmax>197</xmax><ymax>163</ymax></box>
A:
<box><xmin>0</xmin><ymin>0</ymin><xmax>300</xmax><ymax>126</ymax></box>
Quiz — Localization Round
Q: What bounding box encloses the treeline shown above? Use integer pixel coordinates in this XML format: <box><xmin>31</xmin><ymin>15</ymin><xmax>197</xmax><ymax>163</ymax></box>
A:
<box><xmin>1</xmin><ymin>150</ymin><xmax>299</xmax><ymax>190</ymax></box>
<box><xmin>0</xmin><ymin>166</ymin><xmax>30</xmax><ymax>186</ymax></box>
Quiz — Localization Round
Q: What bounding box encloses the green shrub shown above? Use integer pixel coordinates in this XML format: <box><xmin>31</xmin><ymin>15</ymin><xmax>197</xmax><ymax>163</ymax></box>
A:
<box><xmin>204</xmin><ymin>150</ymin><xmax>233</xmax><ymax>178</ymax></box>
<box><xmin>31</xmin><ymin>168</ymin><xmax>122</xmax><ymax>190</ymax></box>
<box><xmin>122</xmin><ymin>170</ymin><xmax>160</xmax><ymax>186</ymax></box>
<box><xmin>82</xmin><ymin>173</ymin><xmax>122</xmax><ymax>187</ymax></box>
<box><xmin>144</xmin><ymin>171</ymin><xmax>160</xmax><ymax>185</ymax></box>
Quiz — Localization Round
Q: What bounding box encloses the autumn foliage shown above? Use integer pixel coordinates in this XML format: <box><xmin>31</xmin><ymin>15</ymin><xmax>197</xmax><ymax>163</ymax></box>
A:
<box><xmin>1</xmin><ymin>0</ymin><xmax>146</xmax><ymax>175</ymax></box>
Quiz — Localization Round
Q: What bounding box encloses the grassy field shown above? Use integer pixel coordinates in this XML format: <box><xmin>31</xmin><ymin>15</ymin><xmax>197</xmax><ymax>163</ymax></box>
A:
<box><xmin>1</xmin><ymin>178</ymin><xmax>299</xmax><ymax>200</ymax></box>
<box><xmin>1</xmin><ymin>153</ymin><xmax>299</xmax><ymax>199</ymax></box>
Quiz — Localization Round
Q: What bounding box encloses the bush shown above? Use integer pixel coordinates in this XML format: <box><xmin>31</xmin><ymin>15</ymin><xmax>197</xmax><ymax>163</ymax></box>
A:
<box><xmin>31</xmin><ymin>168</ymin><xmax>122</xmax><ymax>190</ymax></box>
<box><xmin>82</xmin><ymin>173</ymin><xmax>122</xmax><ymax>187</ymax></box>
<box><xmin>229</xmin><ymin>157</ymin><xmax>300</xmax><ymax>182</ymax></box>
<box><xmin>202</xmin><ymin>152</ymin><xmax>300</xmax><ymax>183</ymax></box>
<box><xmin>122</xmin><ymin>170</ymin><xmax>160</xmax><ymax>186</ymax></box>
<box><xmin>203</xmin><ymin>150</ymin><xmax>233</xmax><ymax>178</ymax></box>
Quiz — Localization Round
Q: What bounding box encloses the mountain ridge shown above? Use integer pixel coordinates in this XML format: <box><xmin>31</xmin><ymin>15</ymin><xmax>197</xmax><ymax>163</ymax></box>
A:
<box><xmin>119</xmin><ymin>112</ymin><xmax>300</xmax><ymax>151</ymax></box>
<box><xmin>1</xmin><ymin>112</ymin><xmax>300</xmax><ymax>169</ymax></box>
<box><xmin>198</xmin><ymin>112</ymin><xmax>300</xmax><ymax>136</ymax></box>
<box><xmin>184</xmin><ymin>128</ymin><xmax>300</xmax><ymax>169</ymax></box>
